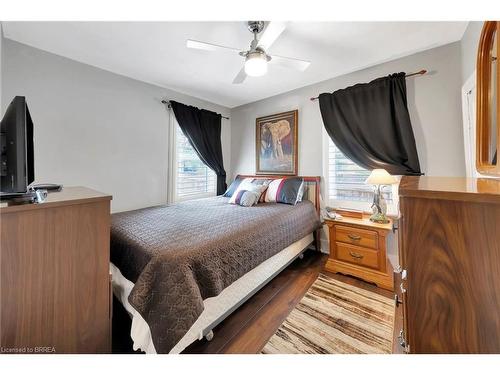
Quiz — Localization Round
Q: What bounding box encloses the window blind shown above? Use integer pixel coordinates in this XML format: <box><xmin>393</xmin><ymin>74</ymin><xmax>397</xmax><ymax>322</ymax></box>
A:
<box><xmin>328</xmin><ymin>138</ymin><xmax>392</xmax><ymax>203</ymax></box>
<box><xmin>175</xmin><ymin>124</ymin><xmax>216</xmax><ymax>199</ymax></box>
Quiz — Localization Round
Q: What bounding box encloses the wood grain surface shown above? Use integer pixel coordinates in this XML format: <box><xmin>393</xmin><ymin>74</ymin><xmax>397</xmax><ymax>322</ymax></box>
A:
<box><xmin>324</xmin><ymin>217</ymin><xmax>394</xmax><ymax>291</ymax></box>
<box><xmin>400</xmin><ymin>195</ymin><xmax>500</xmax><ymax>353</ymax></box>
<box><xmin>399</xmin><ymin>176</ymin><xmax>500</xmax><ymax>204</ymax></box>
<box><xmin>1</xmin><ymin>188</ymin><xmax>112</xmax><ymax>353</ymax></box>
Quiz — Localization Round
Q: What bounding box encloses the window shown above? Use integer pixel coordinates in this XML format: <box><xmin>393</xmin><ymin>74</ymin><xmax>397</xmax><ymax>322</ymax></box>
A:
<box><xmin>326</xmin><ymin>137</ymin><xmax>392</xmax><ymax>209</ymax></box>
<box><xmin>173</xmin><ymin>120</ymin><xmax>216</xmax><ymax>201</ymax></box>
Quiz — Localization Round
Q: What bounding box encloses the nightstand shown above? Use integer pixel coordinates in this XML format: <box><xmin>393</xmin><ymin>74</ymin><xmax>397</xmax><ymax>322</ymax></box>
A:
<box><xmin>324</xmin><ymin>215</ymin><xmax>394</xmax><ymax>291</ymax></box>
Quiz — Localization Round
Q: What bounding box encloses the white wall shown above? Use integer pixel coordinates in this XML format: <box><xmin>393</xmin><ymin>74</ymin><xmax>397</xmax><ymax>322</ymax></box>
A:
<box><xmin>231</xmin><ymin>42</ymin><xmax>465</xmax><ymax>188</ymax></box>
<box><xmin>460</xmin><ymin>21</ymin><xmax>483</xmax><ymax>84</ymax></box>
<box><xmin>2</xmin><ymin>39</ymin><xmax>231</xmax><ymax>212</ymax></box>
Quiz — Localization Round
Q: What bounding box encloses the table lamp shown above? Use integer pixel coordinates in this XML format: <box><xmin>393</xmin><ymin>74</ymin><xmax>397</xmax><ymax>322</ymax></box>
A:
<box><xmin>365</xmin><ymin>169</ymin><xmax>397</xmax><ymax>223</ymax></box>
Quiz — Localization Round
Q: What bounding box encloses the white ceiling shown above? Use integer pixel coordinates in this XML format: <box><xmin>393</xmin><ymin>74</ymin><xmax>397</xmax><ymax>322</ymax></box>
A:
<box><xmin>2</xmin><ymin>21</ymin><xmax>468</xmax><ymax>108</ymax></box>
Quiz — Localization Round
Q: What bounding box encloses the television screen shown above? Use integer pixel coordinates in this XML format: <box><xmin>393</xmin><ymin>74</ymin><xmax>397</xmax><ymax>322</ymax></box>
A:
<box><xmin>0</xmin><ymin>96</ymin><xmax>35</xmax><ymax>196</ymax></box>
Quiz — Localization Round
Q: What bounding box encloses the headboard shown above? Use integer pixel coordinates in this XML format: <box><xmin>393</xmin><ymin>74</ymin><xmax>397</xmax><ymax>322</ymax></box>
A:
<box><xmin>236</xmin><ymin>175</ymin><xmax>321</xmax><ymax>216</ymax></box>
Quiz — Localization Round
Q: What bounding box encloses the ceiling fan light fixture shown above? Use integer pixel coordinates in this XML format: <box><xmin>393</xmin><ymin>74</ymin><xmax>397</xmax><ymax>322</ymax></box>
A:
<box><xmin>244</xmin><ymin>51</ymin><xmax>268</xmax><ymax>77</ymax></box>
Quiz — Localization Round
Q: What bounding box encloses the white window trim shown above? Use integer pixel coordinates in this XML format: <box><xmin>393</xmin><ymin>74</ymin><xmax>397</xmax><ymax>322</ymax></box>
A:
<box><xmin>167</xmin><ymin>111</ymin><xmax>176</xmax><ymax>204</ymax></box>
<box><xmin>168</xmin><ymin>111</ymin><xmax>216</xmax><ymax>203</ymax></box>
<box><xmin>322</xmin><ymin>127</ymin><xmax>400</xmax><ymax>217</ymax></box>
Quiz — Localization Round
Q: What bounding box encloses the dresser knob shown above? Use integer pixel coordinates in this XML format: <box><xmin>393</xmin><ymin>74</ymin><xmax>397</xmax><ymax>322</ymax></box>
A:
<box><xmin>349</xmin><ymin>251</ymin><xmax>364</xmax><ymax>259</ymax></box>
<box><xmin>347</xmin><ymin>234</ymin><xmax>362</xmax><ymax>241</ymax></box>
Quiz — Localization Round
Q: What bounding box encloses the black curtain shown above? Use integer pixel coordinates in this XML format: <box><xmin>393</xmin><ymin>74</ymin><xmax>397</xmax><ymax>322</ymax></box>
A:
<box><xmin>170</xmin><ymin>101</ymin><xmax>227</xmax><ymax>194</ymax></box>
<box><xmin>319</xmin><ymin>72</ymin><xmax>421</xmax><ymax>175</ymax></box>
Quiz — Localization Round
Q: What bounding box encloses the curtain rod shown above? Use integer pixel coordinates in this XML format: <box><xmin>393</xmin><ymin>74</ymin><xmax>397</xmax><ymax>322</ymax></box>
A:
<box><xmin>309</xmin><ymin>69</ymin><xmax>427</xmax><ymax>101</ymax></box>
<box><xmin>161</xmin><ymin>100</ymin><xmax>230</xmax><ymax>120</ymax></box>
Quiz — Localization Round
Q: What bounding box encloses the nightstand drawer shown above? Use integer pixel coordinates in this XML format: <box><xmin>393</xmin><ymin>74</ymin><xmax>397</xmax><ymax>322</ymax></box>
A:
<box><xmin>335</xmin><ymin>242</ymin><xmax>380</xmax><ymax>269</ymax></box>
<box><xmin>334</xmin><ymin>225</ymin><xmax>378</xmax><ymax>249</ymax></box>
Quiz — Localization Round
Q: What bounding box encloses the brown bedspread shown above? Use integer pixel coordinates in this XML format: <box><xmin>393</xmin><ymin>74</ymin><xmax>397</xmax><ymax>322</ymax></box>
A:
<box><xmin>110</xmin><ymin>196</ymin><xmax>321</xmax><ymax>353</ymax></box>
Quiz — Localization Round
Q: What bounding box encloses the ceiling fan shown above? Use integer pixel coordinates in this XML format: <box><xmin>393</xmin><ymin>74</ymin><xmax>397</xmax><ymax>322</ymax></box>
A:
<box><xmin>186</xmin><ymin>21</ymin><xmax>311</xmax><ymax>84</ymax></box>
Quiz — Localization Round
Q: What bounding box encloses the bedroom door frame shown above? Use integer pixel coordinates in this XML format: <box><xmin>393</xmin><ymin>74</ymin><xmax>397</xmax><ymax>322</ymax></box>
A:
<box><xmin>462</xmin><ymin>71</ymin><xmax>477</xmax><ymax>178</ymax></box>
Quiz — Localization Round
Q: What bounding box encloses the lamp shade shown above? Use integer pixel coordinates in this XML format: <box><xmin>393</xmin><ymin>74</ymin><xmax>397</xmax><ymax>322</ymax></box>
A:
<box><xmin>365</xmin><ymin>169</ymin><xmax>398</xmax><ymax>185</ymax></box>
<box><xmin>245</xmin><ymin>51</ymin><xmax>268</xmax><ymax>77</ymax></box>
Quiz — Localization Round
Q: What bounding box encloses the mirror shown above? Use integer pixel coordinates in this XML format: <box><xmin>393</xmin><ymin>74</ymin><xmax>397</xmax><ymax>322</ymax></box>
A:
<box><xmin>477</xmin><ymin>21</ymin><xmax>500</xmax><ymax>175</ymax></box>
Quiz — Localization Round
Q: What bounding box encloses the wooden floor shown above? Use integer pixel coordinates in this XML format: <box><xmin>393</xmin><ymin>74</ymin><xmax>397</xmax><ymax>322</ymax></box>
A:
<box><xmin>112</xmin><ymin>249</ymin><xmax>396</xmax><ymax>354</ymax></box>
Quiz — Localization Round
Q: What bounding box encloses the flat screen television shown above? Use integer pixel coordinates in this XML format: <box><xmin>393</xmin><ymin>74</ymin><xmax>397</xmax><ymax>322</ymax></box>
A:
<box><xmin>0</xmin><ymin>96</ymin><xmax>35</xmax><ymax>197</ymax></box>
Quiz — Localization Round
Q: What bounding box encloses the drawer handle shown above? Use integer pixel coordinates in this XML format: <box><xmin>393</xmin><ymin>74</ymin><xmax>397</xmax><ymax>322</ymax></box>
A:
<box><xmin>349</xmin><ymin>251</ymin><xmax>364</xmax><ymax>259</ymax></box>
<box><xmin>400</xmin><ymin>283</ymin><xmax>407</xmax><ymax>294</ymax></box>
<box><xmin>347</xmin><ymin>234</ymin><xmax>362</xmax><ymax>241</ymax></box>
<box><xmin>398</xmin><ymin>329</ymin><xmax>407</xmax><ymax>348</ymax></box>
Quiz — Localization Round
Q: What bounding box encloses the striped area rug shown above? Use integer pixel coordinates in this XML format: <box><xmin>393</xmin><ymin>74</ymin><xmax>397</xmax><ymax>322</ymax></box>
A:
<box><xmin>262</xmin><ymin>274</ymin><xmax>395</xmax><ymax>354</ymax></box>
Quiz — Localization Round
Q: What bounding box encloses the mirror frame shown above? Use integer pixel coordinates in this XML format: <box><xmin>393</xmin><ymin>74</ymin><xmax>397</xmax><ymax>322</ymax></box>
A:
<box><xmin>476</xmin><ymin>21</ymin><xmax>500</xmax><ymax>176</ymax></box>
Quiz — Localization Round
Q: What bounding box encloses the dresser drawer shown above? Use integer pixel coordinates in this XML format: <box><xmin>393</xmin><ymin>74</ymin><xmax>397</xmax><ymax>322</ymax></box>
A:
<box><xmin>335</xmin><ymin>242</ymin><xmax>380</xmax><ymax>269</ymax></box>
<box><xmin>334</xmin><ymin>225</ymin><xmax>378</xmax><ymax>249</ymax></box>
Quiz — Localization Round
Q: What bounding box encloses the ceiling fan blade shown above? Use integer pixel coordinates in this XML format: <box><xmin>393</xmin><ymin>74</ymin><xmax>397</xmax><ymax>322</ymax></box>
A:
<box><xmin>270</xmin><ymin>55</ymin><xmax>311</xmax><ymax>71</ymax></box>
<box><xmin>186</xmin><ymin>39</ymin><xmax>241</xmax><ymax>53</ymax></box>
<box><xmin>257</xmin><ymin>22</ymin><xmax>286</xmax><ymax>51</ymax></box>
<box><xmin>232</xmin><ymin>68</ymin><xmax>247</xmax><ymax>84</ymax></box>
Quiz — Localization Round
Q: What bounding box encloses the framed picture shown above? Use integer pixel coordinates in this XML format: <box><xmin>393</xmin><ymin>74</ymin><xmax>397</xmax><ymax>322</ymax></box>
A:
<box><xmin>256</xmin><ymin>110</ymin><xmax>298</xmax><ymax>175</ymax></box>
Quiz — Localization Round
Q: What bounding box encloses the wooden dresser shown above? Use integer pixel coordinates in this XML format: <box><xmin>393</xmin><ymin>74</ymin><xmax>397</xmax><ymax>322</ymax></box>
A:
<box><xmin>0</xmin><ymin>187</ymin><xmax>112</xmax><ymax>354</ymax></box>
<box><xmin>325</xmin><ymin>215</ymin><xmax>394</xmax><ymax>291</ymax></box>
<box><xmin>396</xmin><ymin>176</ymin><xmax>500</xmax><ymax>353</ymax></box>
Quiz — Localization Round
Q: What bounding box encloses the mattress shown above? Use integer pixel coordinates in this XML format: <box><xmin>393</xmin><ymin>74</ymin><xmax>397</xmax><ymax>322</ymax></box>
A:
<box><xmin>111</xmin><ymin>233</ymin><xmax>314</xmax><ymax>354</ymax></box>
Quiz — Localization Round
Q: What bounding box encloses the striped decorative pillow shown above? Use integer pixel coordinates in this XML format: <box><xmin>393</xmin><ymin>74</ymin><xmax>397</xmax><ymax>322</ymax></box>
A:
<box><xmin>232</xmin><ymin>190</ymin><xmax>260</xmax><ymax>207</ymax></box>
<box><xmin>251</xmin><ymin>179</ymin><xmax>272</xmax><ymax>203</ymax></box>
<box><xmin>222</xmin><ymin>176</ymin><xmax>248</xmax><ymax>197</ymax></box>
<box><xmin>224</xmin><ymin>176</ymin><xmax>272</xmax><ymax>202</ymax></box>
<box><xmin>264</xmin><ymin>177</ymin><xmax>304</xmax><ymax>205</ymax></box>
<box><xmin>229</xmin><ymin>180</ymin><xmax>267</xmax><ymax>204</ymax></box>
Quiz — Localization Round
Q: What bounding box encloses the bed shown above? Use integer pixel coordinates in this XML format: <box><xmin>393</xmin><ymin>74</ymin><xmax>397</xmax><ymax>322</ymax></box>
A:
<box><xmin>110</xmin><ymin>175</ymin><xmax>321</xmax><ymax>354</ymax></box>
